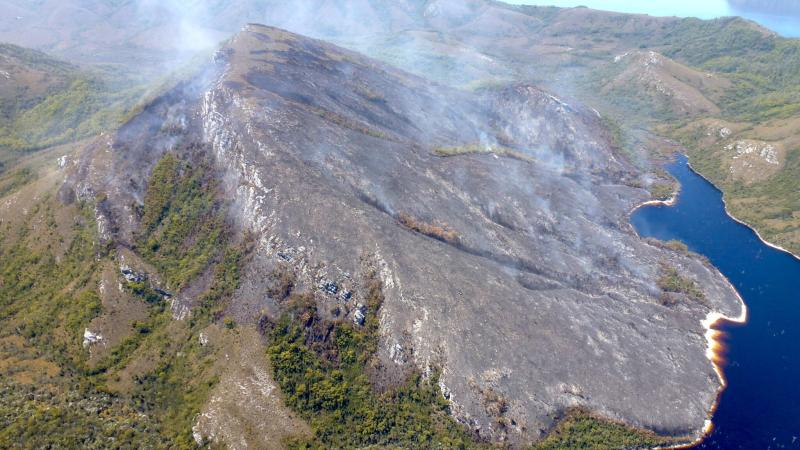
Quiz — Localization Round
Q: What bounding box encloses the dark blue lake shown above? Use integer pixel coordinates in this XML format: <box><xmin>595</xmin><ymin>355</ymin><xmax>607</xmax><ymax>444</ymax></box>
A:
<box><xmin>631</xmin><ymin>155</ymin><xmax>800</xmax><ymax>449</ymax></box>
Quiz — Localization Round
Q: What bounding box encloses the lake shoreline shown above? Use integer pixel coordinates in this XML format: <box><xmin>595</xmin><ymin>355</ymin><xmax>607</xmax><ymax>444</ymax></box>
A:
<box><xmin>685</xmin><ymin>161</ymin><xmax>800</xmax><ymax>263</ymax></box>
<box><xmin>631</xmin><ymin>157</ymin><xmax>750</xmax><ymax>450</ymax></box>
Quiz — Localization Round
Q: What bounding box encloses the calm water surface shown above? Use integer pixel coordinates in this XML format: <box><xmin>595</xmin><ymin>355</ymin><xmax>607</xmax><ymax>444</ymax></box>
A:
<box><xmin>512</xmin><ymin>0</ymin><xmax>800</xmax><ymax>37</ymax></box>
<box><xmin>631</xmin><ymin>155</ymin><xmax>800</xmax><ymax>449</ymax></box>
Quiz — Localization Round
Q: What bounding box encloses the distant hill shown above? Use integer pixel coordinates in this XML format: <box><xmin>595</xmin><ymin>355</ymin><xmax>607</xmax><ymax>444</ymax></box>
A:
<box><xmin>0</xmin><ymin>43</ymin><xmax>145</xmax><ymax>171</ymax></box>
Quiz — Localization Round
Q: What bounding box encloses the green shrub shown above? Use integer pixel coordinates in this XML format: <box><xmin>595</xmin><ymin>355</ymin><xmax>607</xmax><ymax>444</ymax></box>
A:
<box><xmin>533</xmin><ymin>409</ymin><xmax>675</xmax><ymax>450</ymax></box>
<box><xmin>0</xmin><ymin>167</ymin><xmax>36</xmax><ymax>198</ymax></box>
<box><xmin>268</xmin><ymin>274</ymin><xmax>480</xmax><ymax>449</ymax></box>
<box><xmin>658</xmin><ymin>265</ymin><xmax>707</xmax><ymax>305</ymax></box>
<box><xmin>137</xmin><ymin>153</ymin><xmax>226</xmax><ymax>290</ymax></box>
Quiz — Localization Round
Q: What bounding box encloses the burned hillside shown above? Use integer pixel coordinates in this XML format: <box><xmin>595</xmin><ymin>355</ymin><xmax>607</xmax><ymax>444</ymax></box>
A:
<box><xmin>61</xmin><ymin>24</ymin><xmax>744</xmax><ymax>446</ymax></box>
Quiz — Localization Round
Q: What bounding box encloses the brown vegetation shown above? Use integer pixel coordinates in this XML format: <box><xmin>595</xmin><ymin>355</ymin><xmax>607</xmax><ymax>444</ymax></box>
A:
<box><xmin>398</xmin><ymin>212</ymin><xmax>460</xmax><ymax>244</ymax></box>
<box><xmin>433</xmin><ymin>143</ymin><xmax>535</xmax><ymax>162</ymax></box>
<box><xmin>267</xmin><ymin>263</ymin><xmax>296</xmax><ymax>302</ymax></box>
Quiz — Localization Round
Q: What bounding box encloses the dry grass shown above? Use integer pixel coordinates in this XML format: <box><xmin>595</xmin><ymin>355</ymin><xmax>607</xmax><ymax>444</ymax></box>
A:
<box><xmin>193</xmin><ymin>325</ymin><xmax>311</xmax><ymax>449</ymax></box>
<box><xmin>398</xmin><ymin>212</ymin><xmax>460</xmax><ymax>244</ymax></box>
<box><xmin>433</xmin><ymin>143</ymin><xmax>535</xmax><ymax>162</ymax></box>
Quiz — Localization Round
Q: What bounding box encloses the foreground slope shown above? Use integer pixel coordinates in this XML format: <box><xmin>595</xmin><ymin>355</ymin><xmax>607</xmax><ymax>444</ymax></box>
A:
<box><xmin>63</xmin><ymin>24</ymin><xmax>743</xmax><ymax>445</ymax></box>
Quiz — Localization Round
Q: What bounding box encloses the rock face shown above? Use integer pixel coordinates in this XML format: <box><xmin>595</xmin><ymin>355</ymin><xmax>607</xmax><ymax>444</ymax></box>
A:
<box><xmin>64</xmin><ymin>24</ymin><xmax>744</xmax><ymax>445</ymax></box>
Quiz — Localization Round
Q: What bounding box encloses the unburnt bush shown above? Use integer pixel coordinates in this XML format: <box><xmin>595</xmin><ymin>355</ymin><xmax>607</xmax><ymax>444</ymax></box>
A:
<box><xmin>398</xmin><ymin>212</ymin><xmax>460</xmax><ymax>244</ymax></box>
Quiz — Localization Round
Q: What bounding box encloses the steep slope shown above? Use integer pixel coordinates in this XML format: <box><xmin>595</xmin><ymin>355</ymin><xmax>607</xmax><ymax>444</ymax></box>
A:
<box><xmin>62</xmin><ymin>24</ymin><xmax>744</xmax><ymax>447</ymax></box>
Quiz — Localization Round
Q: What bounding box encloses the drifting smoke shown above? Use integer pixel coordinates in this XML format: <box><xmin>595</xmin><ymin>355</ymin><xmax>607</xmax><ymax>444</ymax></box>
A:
<box><xmin>137</xmin><ymin>0</ymin><xmax>221</xmax><ymax>53</ymax></box>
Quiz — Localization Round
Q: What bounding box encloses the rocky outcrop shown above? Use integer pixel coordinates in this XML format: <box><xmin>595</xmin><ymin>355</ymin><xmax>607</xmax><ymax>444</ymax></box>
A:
<box><xmin>64</xmin><ymin>24</ymin><xmax>744</xmax><ymax>446</ymax></box>
<box><xmin>605</xmin><ymin>50</ymin><xmax>730</xmax><ymax>118</ymax></box>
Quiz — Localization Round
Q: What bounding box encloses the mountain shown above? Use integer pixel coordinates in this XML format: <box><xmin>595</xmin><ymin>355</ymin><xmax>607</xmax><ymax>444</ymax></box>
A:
<box><xmin>601</xmin><ymin>50</ymin><xmax>730</xmax><ymax>118</ymax></box>
<box><xmin>0</xmin><ymin>42</ymin><xmax>144</xmax><ymax>170</ymax></box>
<box><xmin>33</xmin><ymin>24</ymin><xmax>741</xmax><ymax>447</ymax></box>
<box><xmin>313</xmin><ymin>3</ymin><xmax>800</xmax><ymax>255</ymax></box>
<box><xmin>0</xmin><ymin>43</ymin><xmax>77</xmax><ymax>156</ymax></box>
<box><xmin>1</xmin><ymin>1</ymin><xmax>798</xmax><ymax>447</ymax></box>
<box><xmin>0</xmin><ymin>43</ymin><xmax>74</xmax><ymax>116</ymax></box>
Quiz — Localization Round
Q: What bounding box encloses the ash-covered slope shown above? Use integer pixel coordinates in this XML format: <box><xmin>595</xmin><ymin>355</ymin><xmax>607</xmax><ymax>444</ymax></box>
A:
<box><xmin>66</xmin><ymin>24</ymin><xmax>743</xmax><ymax>445</ymax></box>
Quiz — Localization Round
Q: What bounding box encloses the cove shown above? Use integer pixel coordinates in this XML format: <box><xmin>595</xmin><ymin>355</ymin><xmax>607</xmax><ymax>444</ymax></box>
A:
<box><xmin>631</xmin><ymin>154</ymin><xmax>800</xmax><ymax>449</ymax></box>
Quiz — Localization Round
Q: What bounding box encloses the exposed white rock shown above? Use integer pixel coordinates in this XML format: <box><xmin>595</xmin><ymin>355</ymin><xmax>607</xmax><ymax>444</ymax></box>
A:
<box><xmin>760</xmin><ymin>146</ymin><xmax>779</xmax><ymax>165</ymax></box>
<box><xmin>192</xmin><ymin>426</ymin><xmax>204</xmax><ymax>446</ymax></box>
<box><xmin>643</xmin><ymin>51</ymin><xmax>662</xmax><ymax>67</ymax></box>
<box><xmin>83</xmin><ymin>328</ymin><xmax>104</xmax><ymax>348</ymax></box>
<box><xmin>171</xmin><ymin>298</ymin><xmax>191</xmax><ymax>321</ymax></box>
<box><xmin>726</xmin><ymin>140</ymin><xmax>780</xmax><ymax>166</ymax></box>
<box><xmin>95</xmin><ymin>206</ymin><xmax>111</xmax><ymax>242</ymax></box>
<box><xmin>353</xmin><ymin>303</ymin><xmax>366</xmax><ymax>326</ymax></box>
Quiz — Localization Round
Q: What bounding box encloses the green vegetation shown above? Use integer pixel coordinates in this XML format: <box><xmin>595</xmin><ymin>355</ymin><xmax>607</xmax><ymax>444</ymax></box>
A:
<box><xmin>664</xmin><ymin>240</ymin><xmax>690</xmax><ymax>254</ymax></box>
<box><xmin>1</xmin><ymin>74</ymin><xmax>144</xmax><ymax>153</ymax></box>
<box><xmin>0</xmin><ymin>43</ymin><xmax>74</xmax><ymax>75</ymax></box>
<box><xmin>0</xmin><ymin>166</ymin><xmax>36</xmax><ymax>198</ymax></box>
<box><xmin>0</xmin><ymin>196</ymin><xmax>166</xmax><ymax>448</ymax></box>
<box><xmin>10</xmin><ymin>78</ymin><xmax>142</xmax><ymax>150</ymax></box>
<box><xmin>308</xmin><ymin>105</ymin><xmax>389</xmax><ymax>140</ymax></box>
<box><xmin>267</xmin><ymin>268</ymin><xmax>481</xmax><ymax>449</ymax></box>
<box><xmin>137</xmin><ymin>153</ymin><xmax>226</xmax><ymax>290</ymax></box>
<box><xmin>0</xmin><ymin>144</ymin><xmax>246</xmax><ymax>447</ymax></box>
<box><xmin>649</xmin><ymin>182</ymin><xmax>675</xmax><ymax>201</ymax></box>
<box><xmin>658</xmin><ymin>265</ymin><xmax>707</xmax><ymax>305</ymax></box>
<box><xmin>532</xmin><ymin>409</ymin><xmax>675</xmax><ymax>450</ymax></box>
<box><xmin>690</xmin><ymin>146</ymin><xmax>800</xmax><ymax>254</ymax></box>
<box><xmin>0</xmin><ymin>379</ymin><xmax>163</xmax><ymax>449</ymax></box>
<box><xmin>0</xmin><ymin>198</ymin><xmax>102</xmax><ymax>370</ymax></box>
<box><xmin>0</xmin><ymin>43</ymin><xmax>147</xmax><ymax>177</ymax></box>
